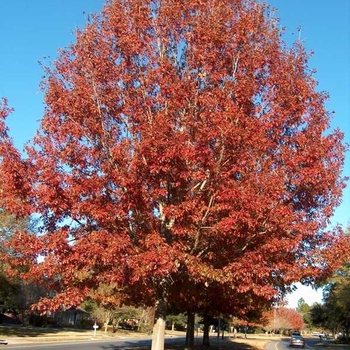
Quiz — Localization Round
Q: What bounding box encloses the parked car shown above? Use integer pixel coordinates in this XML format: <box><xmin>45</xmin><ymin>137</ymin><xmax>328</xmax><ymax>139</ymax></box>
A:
<box><xmin>290</xmin><ymin>334</ymin><xmax>305</xmax><ymax>348</ymax></box>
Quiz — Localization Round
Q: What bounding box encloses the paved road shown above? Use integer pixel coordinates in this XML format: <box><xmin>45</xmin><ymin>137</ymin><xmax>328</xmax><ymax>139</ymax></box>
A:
<box><xmin>0</xmin><ymin>335</ymin><xmax>186</xmax><ymax>350</ymax></box>
<box><xmin>266</xmin><ymin>336</ymin><xmax>330</xmax><ymax>350</ymax></box>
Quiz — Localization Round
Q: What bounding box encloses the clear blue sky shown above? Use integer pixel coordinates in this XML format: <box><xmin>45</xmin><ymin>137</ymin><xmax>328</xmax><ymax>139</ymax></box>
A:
<box><xmin>268</xmin><ymin>0</ymin><xmax>350</xmax><ymax>230</ymax></box>
<box><xmin>0</xmin><ymin>0</ymin><xmax>349</xmax><ymax>284</ymax></box>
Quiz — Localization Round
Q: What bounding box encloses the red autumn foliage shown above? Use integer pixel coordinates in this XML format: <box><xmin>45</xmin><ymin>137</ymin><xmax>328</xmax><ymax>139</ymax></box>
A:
<box><xmin>263</xmin><ymin>307</ymin><xmax>305</xmax><ymax>332</ymax></box>
<box><xmin>0</xmin><ymin>0</ymin><xmax>349</xmax><ymax>349</ymax></box>
<box><xmin>0</xmin><ymin>99</ymin><xmax>32</xmax><ymax>218</ymax></box>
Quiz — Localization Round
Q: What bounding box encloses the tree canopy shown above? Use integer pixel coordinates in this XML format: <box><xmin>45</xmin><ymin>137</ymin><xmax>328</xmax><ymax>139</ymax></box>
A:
<box><xmin>0</xmin><ymin>0</ymin><xmax>348</xmax><ymax>349</ymax></box>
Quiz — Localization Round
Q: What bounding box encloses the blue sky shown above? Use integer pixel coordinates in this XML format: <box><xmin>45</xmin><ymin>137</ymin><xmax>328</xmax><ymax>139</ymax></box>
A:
<box><xmin>267</xmin><ymin>0</ymin><xmax>350</xmax><ymax>230</ymax></box>
<box><xmin>0</xmin><ymin>1</ymin><xmax>349</xmax><ymax>307</ymax></box>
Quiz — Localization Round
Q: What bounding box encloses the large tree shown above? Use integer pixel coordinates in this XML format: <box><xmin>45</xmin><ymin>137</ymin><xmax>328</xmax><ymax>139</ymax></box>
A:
<box><xmin>0</xmin><ymin>0</ymin><xmax>348</xmax><ymax>349</ymax></box>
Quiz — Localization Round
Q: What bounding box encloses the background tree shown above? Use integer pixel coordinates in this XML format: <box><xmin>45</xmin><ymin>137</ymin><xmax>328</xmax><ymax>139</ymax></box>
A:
<box><xmin>89</xmin><ymin>284</ymin><xmax>123</xmax><ymax>333</ymax></box>
<box><xmin>83</xmin><ymin>298</ymin><xmax>141</xmax><ymax>333</ymax></box>
<box><xmin>296</xmin><ymin>298</ymin><xmax>312</xmax><ymax>331</ymax></box>
<box><xmin>0</xmin><ymin>1</ymin><xmax>348</xmax><ymax>350</ymax></box>
<box><xmin>166</xmin><ymin>313</ymin><xmax>187</xmax><ymax>331</ymax></box>
<box><xmin>309</xmin><ymin>303</ymin><xmax>328</xmax><ymax>333</ymax></box>
<box><xmin>309</xmin><ymin>229</ymin><xmax>350</xmax><ymax>337</ymax></box>
<box><xmin>321</xmin><ymin>262</ymin><xmax>350</xmax><ymax>337</ymax></box>
<box><xmin>0</xmin><ymin>209</ymin><xmax>42</xmax><ymax>322</ymax></box>
<box><xmin>263</xmin><ymin>307</ymin><xmax>304</xmax><ymax>334</ymax></box>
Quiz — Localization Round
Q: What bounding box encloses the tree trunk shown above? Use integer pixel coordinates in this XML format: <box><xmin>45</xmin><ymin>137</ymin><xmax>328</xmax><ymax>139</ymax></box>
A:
<box><xmin>202</xmin><ymin>314</ymin><xmax>210</xmax><ymax>347</ymax></box>
<box><xmin>151</xmin><ymin>298</ymin><xmax>167</xmax><ymax>350</ymax></box>
<box><xmin>185</xmin><ymin>311</ymin><xmax>195</xmax><ymax>349</ymax></box>
<box><xmin>104</xmin><ymin>316</ymin><xmax>110</xmax><ymax>333</ymax></box>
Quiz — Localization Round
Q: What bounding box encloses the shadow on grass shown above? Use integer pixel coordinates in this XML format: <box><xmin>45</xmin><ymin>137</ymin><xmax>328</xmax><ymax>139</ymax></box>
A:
<box><xmin>105</xmin><ymin>338</ymin><xmax>263</xmax><ymax>350</ymax></box>
<box><xmin>126</xmin><ymin>336</ymin><xmax>269</xmax><ymax>350</ymax></box>
<box><xmin>0</xmin><ymin>324</ymin><xmax>146</xmax><ymax>340</ymax></box>
<box><xmin>0</xmin><ymin>324</ymin><xmax>91</xmax><ymax>338</ymax></box>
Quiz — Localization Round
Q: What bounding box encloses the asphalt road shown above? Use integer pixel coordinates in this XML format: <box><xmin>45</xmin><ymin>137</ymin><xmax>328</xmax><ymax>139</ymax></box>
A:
<box><xmin>266</xmin><ymin>336</ymin><xmax>328</xmax><ymax>350</ymax></box>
